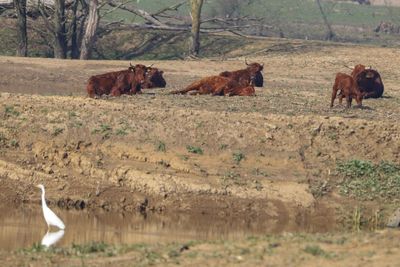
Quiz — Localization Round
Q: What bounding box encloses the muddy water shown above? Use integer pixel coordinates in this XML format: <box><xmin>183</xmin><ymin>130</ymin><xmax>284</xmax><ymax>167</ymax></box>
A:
<box><xmin>0</xmin><ymin>205</ymin><xmax>333</xmax><ymax>251</ymax></box>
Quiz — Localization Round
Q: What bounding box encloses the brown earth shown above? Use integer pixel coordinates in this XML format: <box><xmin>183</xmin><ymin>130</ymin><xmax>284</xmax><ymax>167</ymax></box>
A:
<box><xmin>1</xmin><ymin>230</ymin><xmax>399</xmax><ymax>266</ymax></box>
<box><xmin>0</xmin><ymin>40</ymin><xmax>399</xmax><ymax>265</ymax></box>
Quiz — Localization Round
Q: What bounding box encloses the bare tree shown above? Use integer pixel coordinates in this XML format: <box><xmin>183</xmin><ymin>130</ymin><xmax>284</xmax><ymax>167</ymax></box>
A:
<box><xmin>80</xmin><ymin>0</ymin><xmax>99</xmax><ymax>59</ymax></box>
<box><xmin>70</xmin><ymin>0</ymin><xmax>81</xmax><ymax>59</ymax></box>
<box><xmin>13</xmin><ymin>0</ymin><xmax>28</xmax><ymax>56</ymax></box>
<box><xmin>316</xmin><ymin>0</ymin><xmax>335</xmax><ymax>41</ymax></box>
<box><xmin>189</xmin><ymin>0</ymin><xmax>203</xmax><ymax>57</ymax></box>
<box><xmin>53</xmin><ymin>0</ymin><xmax>68</xmax><ymax>58</ymax></box>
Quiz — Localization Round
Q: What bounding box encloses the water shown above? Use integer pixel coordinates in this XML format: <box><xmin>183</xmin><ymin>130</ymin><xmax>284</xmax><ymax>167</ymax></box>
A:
<box><xmin>0</xmin><ymin>205</ymin><xmax>333</xmax><ymax>251</ymax></box>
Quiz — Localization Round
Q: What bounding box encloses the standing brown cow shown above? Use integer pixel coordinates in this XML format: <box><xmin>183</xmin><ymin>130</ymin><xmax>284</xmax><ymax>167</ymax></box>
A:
<box><xmin>331</xmin><ymin>73</ymin><xmax>365</xmax><ymax>108</ymax></box>
<box><xmin>86</xmin><ymin>64</ymin><xmax>147</xmax><ymax>98</ymax></box>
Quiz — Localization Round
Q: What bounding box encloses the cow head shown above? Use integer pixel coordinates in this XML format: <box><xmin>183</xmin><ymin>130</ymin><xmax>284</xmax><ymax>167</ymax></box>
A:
<box><xmin>143</xmin><ymin>66</ymin><xmax>166</xmax><ymax>88</ymax></box>
<box><xmin>130</xmin><ymin>63</ymin><xmax>147</xmax><ymax>86</ymax></box>
<box><xmin>351</xmin><ymin>64</ymin><xmax>366</xmax><ymax>79</ymax></box>
<box><xmin>357</xmin><ymin>68</ymin><xmax>378</xmax><ymax>81</ymax></box>
<box><xmin>245</xmin><ymin>60</ymin><xmax>264</xmax><ymax>87</ymax></box>
<box><xmin>245</xmin><ymin>59</ymin><xmax>264</xmax><ymax>73</ymax></box>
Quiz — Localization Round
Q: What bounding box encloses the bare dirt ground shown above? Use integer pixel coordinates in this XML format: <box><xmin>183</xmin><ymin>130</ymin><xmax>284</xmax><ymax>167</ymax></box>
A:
<box><xmin>0</xmin><ymin>40</ymin><xmax>399</xmax><ymax>265</ymax></box>
<box><xmin>1</xmin><ymin>230</ymin><xmax>399</xmax><ymax>266</ymax></box>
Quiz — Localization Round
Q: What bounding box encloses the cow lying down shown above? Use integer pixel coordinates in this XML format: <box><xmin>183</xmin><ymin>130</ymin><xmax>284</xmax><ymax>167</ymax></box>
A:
<box><xmin>87</xmin><ymin>63</ymin><xmax>167</xmax><ymax>97</ymax></box>
<box><xmin>86</xmin><ymin>64</ymin><xmax>147</xmax><ymax>98</ymax></box>
<box><xmin>351</xmin><ymin>64</ymin><xmax>384</xmax><ymax>99</ymax></box>
<box><xmin>170</xmin><ymin>76</ymin><xmax>255</xmax><ymax>96</ymax></box>
<box><xmin>219</xmin><ymin>61</ymin><xmax>264</xmax><ymax>87</ymax></box>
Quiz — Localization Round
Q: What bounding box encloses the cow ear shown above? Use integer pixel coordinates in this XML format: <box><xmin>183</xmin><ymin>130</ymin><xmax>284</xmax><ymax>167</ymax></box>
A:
<box><xmin>160</xmin><ymin>71</ymin><xmax>164</xmax><ymax>74</ymax></box>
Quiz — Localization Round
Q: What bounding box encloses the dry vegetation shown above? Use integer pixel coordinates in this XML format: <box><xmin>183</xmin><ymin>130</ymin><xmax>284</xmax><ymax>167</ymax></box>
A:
<box><xmin>0</xmin><ymin>38</ymin><xmax>399</xmax><ymax>265</ymax></box>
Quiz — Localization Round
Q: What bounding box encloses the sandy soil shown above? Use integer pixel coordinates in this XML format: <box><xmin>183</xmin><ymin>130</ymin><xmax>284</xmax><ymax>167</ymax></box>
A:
<box><xmin>0</xmin><ymin>39</ymin><xmax>399</xmax><ymax>265</ymax></box>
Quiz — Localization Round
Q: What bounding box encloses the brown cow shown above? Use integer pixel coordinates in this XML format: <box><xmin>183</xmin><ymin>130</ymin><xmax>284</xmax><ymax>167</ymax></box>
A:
<box><xmin>170</xmin><ymin>75</ymin><xmax>255</xmax><ymax>96</ymax></box>
<box><xmin>219</xmin><ymin>60</ymin><xmax>264</xmax><ymax>87</ymax></box>
<box><xmin>351</xmin><ymin>64</ymin><xmax>384</xmax><ymax>99</ymax></box>
<box><xmin>86</xmin><ymin>64</ymin><xmax>147</xmax><ymax>98</ymax></box>
<box><xmin>331</xmin><ymin>73</ymin><xmax>365</xmax><ymax>108</ymax></box>
<box><xmin>142</xmin><ymin>66</ymin><xmax>167</xmax><ymax>89</ymax></box>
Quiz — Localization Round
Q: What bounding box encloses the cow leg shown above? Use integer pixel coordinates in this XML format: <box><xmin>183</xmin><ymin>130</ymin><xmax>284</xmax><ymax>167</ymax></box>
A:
<box><xmin>355</xmin><ymin>95</ymin><xmax>363</xmax><ymax>108</ymax></box>
<box><xmin>130</xmin><ymin>89</ymin><xmax>142</xmax><ymax>95</ymax></box>
<box><xmin>345</xmin><ymin>96</ymin><xmax>352</xmax><ymax>108</ymax></box>
<box><xmin>338</xmin><ymin>91</ymin><xmax>344</xmax><ymax>105</ymax></box>
<box><xmin>330</xmin><ymin>87</ymin><xmax>338</xmax><ymax>107</ymax></box>
<box><xmin>129</xmin><ymin>83</ymin><xmax>142</xmax><ymax>95</ymax></box>
<box><xmin>200</xmin><ymin>84</ymin><xmax>214</xmax><ymax>95</ymax></box>
<box><xmin>213</xmin><ymin>85</ymin><xmax>226</xmax><ymax>96</ymax></box>
<box><xmin>111</xmin><ymin>87</ymin><xmax>121</xmax><ymax>97</ymax></box>
<box><xmin>87</xmin><ymin>84</ymin><xmax>96</xmax><ymax>98</ymax></box>
<box><xmin>189</xmin><ymin>90</ymin><xmax>200</xmax><ymax>95</ymax></box>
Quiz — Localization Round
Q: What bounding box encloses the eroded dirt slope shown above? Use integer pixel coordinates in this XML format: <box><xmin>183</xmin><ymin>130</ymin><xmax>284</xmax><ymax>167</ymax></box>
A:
<box><xmin>0</xmin><ymin>42</ymin><xmax>399</xmax><ymax>225</ymax></box>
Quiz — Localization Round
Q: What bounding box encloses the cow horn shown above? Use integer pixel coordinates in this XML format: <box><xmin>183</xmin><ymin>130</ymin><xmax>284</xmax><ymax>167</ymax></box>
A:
<box><xmin>147</xmin><ymin>64</ymin><xmax>154</xmax><ymax>68</ymax></box>
<box><xmin>261</xmin><ymin>63</ymin><xmax>264</xmax><ymax>67</ymax></box>
<box><xmin>245</xmin><ymin>58</ymin><xmax>249</xmax><ymax>65</ymax></box>
<box><xmin>130</xmin><ymin>62</ymin><xmax>134</xmax><ymax>67</ymax></box>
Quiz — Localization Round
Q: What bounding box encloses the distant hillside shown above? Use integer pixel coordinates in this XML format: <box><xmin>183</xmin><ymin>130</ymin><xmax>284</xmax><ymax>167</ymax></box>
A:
<box><xmin>371</xmin><ymin>0</ymin><xmax>400</xmax><ymax>5</ymax></box>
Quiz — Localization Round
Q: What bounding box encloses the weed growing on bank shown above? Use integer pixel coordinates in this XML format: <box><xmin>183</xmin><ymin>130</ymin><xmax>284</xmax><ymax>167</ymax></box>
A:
<box><xmin>186</xmin><ymin>145</ymin><xmax>203</xmax><ymax>155</ymax></box>
<box><xmin>337</xmin><ymin>160</ymin><xmax>400</xmax><ymax>202</ymax></box>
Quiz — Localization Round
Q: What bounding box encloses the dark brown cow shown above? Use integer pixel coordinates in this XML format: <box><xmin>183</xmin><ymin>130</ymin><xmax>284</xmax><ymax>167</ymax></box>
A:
<box><xmin>351</xmin><ymin>64</ymin><xmax>384</xmax><ymax>99</ymax></box>
<box><xmin>142</xmin><ymin>66</ymin><xmax>166</xmax><ymax>89</ymax></box>
<box><xmin>170</xmin><ymin>75</ymin><xmax>255</xmax><ymax>96</ymax></box>
<box><xmin>86</xmin><ymin>64</ymin><xmax>147</xmax><ymax>98</ymax></box>
<box><xmin>219</xmin><ymin>61</ymin><xmax>264</xmax><ymax>87</ymax></box>
<box><xmin>331</xmin><ymin>73</ymin><xmax>365</xmax><ymax>108</ymax></box>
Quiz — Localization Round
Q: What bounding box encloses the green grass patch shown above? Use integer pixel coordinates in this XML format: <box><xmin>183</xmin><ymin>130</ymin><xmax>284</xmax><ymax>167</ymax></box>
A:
<box><xmin>92</xmin><ymin>123</ymin><xmax>113</xmax><ymax>139</ymax></box>
<box><xmin>156</xmin><ymin>141</ymin><xmax>166</xmax><ymax>152</ymax></box>
<box><xmin>233</xmin><ymin>152</ymin><xmax>245</xmax><ymax>164</ymax></box>
<box><xmin>4</xmin><ymin>105</ymin><xmax>20</xmax><ymax>117</ymax></box>
<box><xmin>337</xmin><ymin>160</ymin><xmax>400</xmax><ymax>202</ymax></box>
<box><xmin>52</xmin><ymin>127</ymin><xmax>64</xmax><ymax>136</ymax></box>
<box><xmin>186</xmin><ymin>145</ymin><xmax>203</xmax><ymax>155</ymax></box>
<box><xmin>71</xmin><ymin>242</ymin><xmax>108</xmax><ymax>254</ymax></box>
<box><xmin>303</xmin><ymin>244</ymin><xmax>336</xmax><ymax>259</ymax></box>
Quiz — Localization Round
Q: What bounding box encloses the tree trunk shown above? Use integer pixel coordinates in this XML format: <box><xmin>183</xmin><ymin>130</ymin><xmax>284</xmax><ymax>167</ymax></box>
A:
<box><xmin>316</xmin><ymin>0</ymin><xmax>335</xmax><ymax>41</ymax></box>
<box><xmin>14</xmin><ymin>0</ymin><xmax>28</xmax><ymax>56</ymax></box>
<box><xmin>54</xmin><ymin>0</ymin><xmax>67</xmax><ymax>58</ymax></box>
<box><xmin>80</xmin><ymin>0</ymin><xmax>99</xmax><ymax>60</ymax></box>
<box><xmin>70</xmin><ymin>0</ymin><xmax>80</xmax><ymax>59</ymax></box>
<box><xmin>189</xmin><ymin>0</ymin><xmax>203</xmax><ymax>57</ymax></box>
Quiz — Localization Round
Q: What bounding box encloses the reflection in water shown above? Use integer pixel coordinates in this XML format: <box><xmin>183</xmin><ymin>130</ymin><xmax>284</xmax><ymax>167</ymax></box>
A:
<box><xmin>0</xmin><ymin>204</ymin><xmax>334</xmax><ymax>251</ymax></box>
<box><xmin>41</xmin><ymin>230</ymin><xmax>65</xmax><ymax>248</ymax></box>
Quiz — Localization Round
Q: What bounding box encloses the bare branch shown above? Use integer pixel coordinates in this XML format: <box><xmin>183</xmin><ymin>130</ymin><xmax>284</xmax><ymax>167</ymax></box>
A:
<box><xmin>107</xmin><ymin>0</ymin><xmax>168</xmax><ymax>27</ymax></box>
<box><xmin>100</xmin><ymin>0</ymin><xmax>130</xmax><ymax>18</ymax></box>
<box><xmin>36</xmin><ymin>0</ymin><xmax>54</xmax><ymax>32</ymax></box>
<box><xmin>152</xmin><ymin>0</ymin><xmax>187</xmax><ymax>16</ymax></box>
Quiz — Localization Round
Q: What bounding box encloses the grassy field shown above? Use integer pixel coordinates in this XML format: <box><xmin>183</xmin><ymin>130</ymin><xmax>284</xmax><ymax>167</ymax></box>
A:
<box><xmin>103</xmin><ymin>0</ymin><xmax>400</xmax><ymax>27</ymax></box>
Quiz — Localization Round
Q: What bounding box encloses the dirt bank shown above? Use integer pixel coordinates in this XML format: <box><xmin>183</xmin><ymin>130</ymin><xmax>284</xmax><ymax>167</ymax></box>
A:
<box><xmin>0</xmin><ymin>41</ymin><xmax>399</xmax><ymax>225</ymax></box>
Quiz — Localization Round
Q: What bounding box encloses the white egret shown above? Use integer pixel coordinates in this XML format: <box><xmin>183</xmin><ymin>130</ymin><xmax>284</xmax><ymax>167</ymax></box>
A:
<box><xmin>37</xmin><ymin>184</ymin><xmax>65</xmax><ymax>230</ymax></box>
